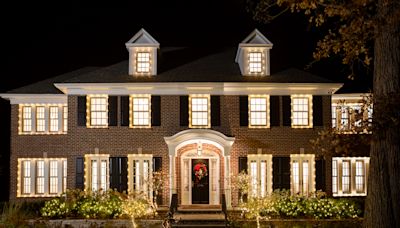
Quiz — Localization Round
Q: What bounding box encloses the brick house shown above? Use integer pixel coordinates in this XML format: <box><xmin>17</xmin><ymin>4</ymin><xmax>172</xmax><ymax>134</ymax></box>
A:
<box><xmin>0</xmin><ymin>29</ymin><xmax>371</xmax><ymax>207</ymax></box>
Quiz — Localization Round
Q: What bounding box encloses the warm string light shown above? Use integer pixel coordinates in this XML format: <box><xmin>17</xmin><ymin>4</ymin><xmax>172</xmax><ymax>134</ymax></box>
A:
<box><xmin>84</xmin><ymin>154</ymin><xmax>110</xmax><ymax>191</ymax></box>
<box><xmin>188</xmin><ymin>94</ymin><xmax>211</xmax><ymax>129</ymax></box>
<box><xmin>127</xmin><ymin>154</ymin><xmax>153</xmax><ymax>196</ymax></box>
<box><xmin>86</xmin><ymin>95</ymin><xmax>109</xmax><ymax>129</ymax></box>
<box><xmin>129</xmin><ymin>94</ymin><xmax>152</xmax><ymax>128</ymax></box>
<box><xmin>290</xmin><ymin>154</ymin><xmax>316</xmax><ymax>195</ymax></box>
<box><xmin>247</xmin><ymin>154</ymin><xmax>273</xmax><ymax>195</ymax></box>
<box><xmin>290</xmin><ymin>94</ymin><xmax>313</xmax><ymax>129</ymax></box>
<box><xmin>248</xmin><ymin>94</ymin><xmax>270</xmax><ymax>128</ymax></box>
<box><xmin>133</xmin><ymin>48</ymin><xmax>153</xmax><ymax>76</ymax></box>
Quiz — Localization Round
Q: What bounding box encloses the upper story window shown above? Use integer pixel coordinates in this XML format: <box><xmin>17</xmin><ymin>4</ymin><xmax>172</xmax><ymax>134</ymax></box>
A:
<box><xmin>130</xmin><ymin>95</ymin><xmax>151</xmax><ymax>128</ymax></box>
<box><xmin>18</xmin><ymin>158</ymin><xmax>67</xmax><ymax>197</ymax></box>
<box><xmin>332</xmin><ymin>157</ymin><xmax>369</xmax><ymax>196</ymax></box>
<box><xmin>249</xmin><ymin>95</ymin><xmax>269</xmax><ymax>128</ymax></box>
<box><xmin>19</xmin><ymin>105</ymin><xmax>67</xmax><ymax>135</ymax></box>
<box><xmin>189</xmin><ymin>94</ymin><xmax>210</xmax><ymax>128</ymax></box>
<box><xmin>291</xmin><ymin>95</ymin><xmax>313</xmax><ymax>128</ymax></box>
<box><xmin>332</xmin><ymin>102</ymin><xmax>372</xmax><ymax>133</ymax></box>
<box><xmin>63</xmin><ymin>106</ymin><xmax>68</xmax><ymax>132</ymax></box>
<box><xmin>87</xmin><ymin>95</ymin><xmax>108</xmax><ymax>128</ymax></box>
<box><xmin>248</xmin><ymin>52</ymin><xmax>263</xmax><ymax>73</ymax></box>
<box><xmin>136</xmin><ymin>52</ymin><xmax>151</xmax><ymax>73</ymax></box>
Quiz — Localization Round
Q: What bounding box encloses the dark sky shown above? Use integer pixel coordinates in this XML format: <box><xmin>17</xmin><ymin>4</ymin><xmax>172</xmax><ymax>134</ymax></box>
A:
<box><xmin>0</xmin><ymin>2</ymin><xmax>372</xmax><ymax>200</ymax></box>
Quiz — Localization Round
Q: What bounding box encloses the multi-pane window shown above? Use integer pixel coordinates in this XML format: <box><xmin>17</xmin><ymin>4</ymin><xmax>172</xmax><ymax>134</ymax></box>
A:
<box><xmin>22</xmin><ymin>107</ymin><xmax>32</xmax><ymax>132</ymax></box>
<box><xmin>131</xmin><ymin>95</ymin><xmax>151</xmax><ymax>127</ymax></box>
<box><xmin>189</xmin><ymin>95</ymin><xmax>210</xmax><ymax>128</ymax></box>
<box><xmin>89</xmin><ymin>96</ymin><xmax>108</xmax><ymax>127</ymax></box>
<box><xmin>249</xmin><ymin>96</ymin><xmax>269</xmax><ymax>127</ymax></box>
<box><xmin>290</xmin><ymin>154</ymin><xmax>315</xmax><ymax>195</ymax></box>
<box><xmin>36</xmin><ymin>161</ymin><xmax>45</xmax><ymax>194</ymax></box>
<box><xmin>291</xmin><ymin>95</ymin><xmax>312</xmax><ymax>128</ymax></box>
<box><xmin>63</xmin><ymin>106</ymin><xmax>68</xmax><ymax>132</ymax></box>
<box><xmin>332</xmin><ymin>157</ymin><xmax>369</xmax><ymax>196</ymax></box>
<box><xmin>49</xmin><ymin>107</ymin><xmax>59</xmax><ymax>132</ymax></box>
<box><xmin>85</xmin><ymin>155</ymin><xmax>109</xmax><ymax>192</ymax></box>
<box><xmin>331</xmin><ymin>101</ymin><xmax>373</xmax><ymax>133</ymax></box>
<box><xmin>49</xmin><ymin>160</ymin><xmax>58</xmax><ymax>194</ymax></box>
<box><xmin>247</xmin><ymin>155</ymin><xmax>272</xmax><ymax>197</ymax></box>
<box><xmin>36</xmin><ymin>107</ymin><xmax>46</xmax><ymax>132</ymax></box>
<box><xmin>136</xmin><ymin>52</ymin><xmax>150</xmax><ymax>73</ymax></box>
<box><xmin>248</xmin><ymin>52</ymin><xmax>262</xmax><ymax>73</ymax></box>
<box><xmin>128</xmin><ymin>154</ymin><xmax>153</xmax><ymax>198</ymax></box>
<box><xmin>19</xmin><ymin>105</ymin><xmax>67</xmax><ymax>134</ymax></box>
<box><xmin>18</xmin><ymin>158</ymin><xmax>67</xmax><ymax>197</ymax></box>
<box><xmin>332</xmin><ymin>106</ymin><xmax>337</xmax><ymax>129</ymax></box>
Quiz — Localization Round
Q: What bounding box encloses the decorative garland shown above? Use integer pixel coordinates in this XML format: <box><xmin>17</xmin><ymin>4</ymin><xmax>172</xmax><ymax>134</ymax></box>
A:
<box><xmin>194</xmin><ymin>163</ymin><xmax>208</xmax><ymax>182</ymax></box>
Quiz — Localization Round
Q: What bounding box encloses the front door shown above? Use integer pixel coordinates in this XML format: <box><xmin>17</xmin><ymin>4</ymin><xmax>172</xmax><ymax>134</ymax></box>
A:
<box><xmin>192</xmin><ymin>159</ymin><xmax>209</xmax><ymax>204</ymax></box>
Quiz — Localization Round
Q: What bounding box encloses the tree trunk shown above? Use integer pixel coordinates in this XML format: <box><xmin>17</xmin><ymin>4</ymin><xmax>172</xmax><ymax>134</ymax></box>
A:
<box><xmin>364</xmin><ymin>0</ymin><xmax>400</xmax><ymax>227</ymax></box>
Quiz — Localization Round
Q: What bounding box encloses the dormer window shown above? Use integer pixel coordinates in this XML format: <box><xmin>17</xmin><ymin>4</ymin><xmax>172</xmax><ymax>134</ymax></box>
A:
<box><xmin>136</xmin><ymin>52</ymin><xmax>151</xmax><ymax>73</ymax></box>
<box><xmin>248</xmin><ymin>52</ymin><xmax>263</xmax><ymax>74</ymax></box>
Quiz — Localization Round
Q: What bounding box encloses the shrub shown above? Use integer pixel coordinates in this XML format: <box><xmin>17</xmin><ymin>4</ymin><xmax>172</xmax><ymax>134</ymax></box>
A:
<box><xmin>41</xmin><ymin>198</ymin><xmax>69</xmax><ymax>219</ymax></box>
<box><xmin>1</xmin><ymin>202</ymin><xmax>28</xmax><ymax>227</ymax></box>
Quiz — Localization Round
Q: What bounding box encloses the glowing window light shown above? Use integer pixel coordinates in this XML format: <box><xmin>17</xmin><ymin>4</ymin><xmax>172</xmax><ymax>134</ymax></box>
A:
<box><xmin>90</xmin><ymin>97</ymin><xmax>108</xmax><ymax>127</ymax></box>
<box><xmin>342</xmin><ymin>161</ymin><xmax>350</xmax><ymax>193</ymax></box>
<box><xmin>292</xmin><ymin>161</ymin><xmax>299</xmax><ymax>193</ymax></box>
<box><xmin>36</xmin><ymin>160</ymin><xmax>45</xmax><ymax>194</ymax></box>
<box><xmin>355</xmin><ymin>161</ymin><xmax>364</xmax><ymax>193</ymax></box>
<box><xmin>249</xmin><ymin>52</ymin><xmax>262</xmax><ymax>73</ymax></box>
<box><xmin>332</xmin><ymin>160</ymin><xmax>338</xmax><ymax>194</ymax></box>
<box><xmin>132</xmin><ymin>96</ymin><xmax>151</xmax><ymax>127</ymax></box>
<box><xmin>36</xmin><ymin>107</ymin><xmax>46</xmax><ymax>132</ymax></box>
<box><xmin>250</xmin><ymin>160</ymin><xmax>258</xmax><ymax>197</ymax></box>
<box><xmin>291</xmin><ymin>95</ymin><xmax>313</xmax><ymax>128</ymax></box>
<box><xmin>63</xmin><ymin>160</ymin><xmax>67</xmax><ymax>192</ymax></box>
<box><xmin>49</xmin><ymin>160</ymin><xmax>58</xmax><ymax>194</ymax></box>
<box><xmin>136</xmin><ymin>52</ymin><xmax>150</xmax><ymax>73</ymax></box>
<box><xmin>249</xmin><ymin>95</ymin><xmax>269</xmax><ymax>127</ymax></box>
<box><xmin>23</xmin><ymin>160</ymin><xmax>31</xmax><ymax>194</ymax></box>
<box><xmin>22</xmin><ymin>106</ymin><xmax>32</xmax><ymax>132</ymax></box>
<box><xmin>189</xmin><ymin>94</ymin><xmax>210</xmax><ymax>128</ymax></box>
<box><xmin>63</xmin><ymin>106</ymin><xmax>68</xmax><ymax>132</ymax></box>
<box><xmin>49</xmin><ymin>107</ymin><xmax>59</xmax><ymax>132</ymax></box>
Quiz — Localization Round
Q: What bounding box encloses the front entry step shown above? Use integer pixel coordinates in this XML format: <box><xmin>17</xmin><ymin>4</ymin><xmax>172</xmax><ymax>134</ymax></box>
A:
<box><xmin>171</xmin><ymin>210</ymin><xmax>228</xmax><ymax>227</ymax></box>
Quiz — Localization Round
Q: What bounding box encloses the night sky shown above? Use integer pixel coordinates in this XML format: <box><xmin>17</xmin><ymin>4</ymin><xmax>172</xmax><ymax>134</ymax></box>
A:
<box><xmin>0</xmin><ymin>2</ymin><xmax>372</xmax><ymax>200</ymax></box>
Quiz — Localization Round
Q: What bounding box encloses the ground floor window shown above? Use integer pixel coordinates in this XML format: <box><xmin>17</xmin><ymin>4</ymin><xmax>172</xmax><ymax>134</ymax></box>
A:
<box><xmin>127</xmin><ymin>154</ymin><xmax>153</xmax><ymax>198</ymax></box>
<box><xmin>18</xmin><ymin>158</ymin><xmax>67</xmax><ymax>197</ymax></box>
<box><xmin>85</xmin><ymin>154</ymin><xmax>109</xmax><ymax>191</ymax></box>
<box><xmin>332</xmin><ymin>157</ymin><xmax>369</xmax><ymax>196</ymax></box>
<box><xmin>247</xmin><ymin>154</ymin><xmax>273</xmax><ymax>197</ymax></box>
<box><xmin>290</xmin><ymin>154</ymin><xmax>315</xmax><ymax>195</ymax></box>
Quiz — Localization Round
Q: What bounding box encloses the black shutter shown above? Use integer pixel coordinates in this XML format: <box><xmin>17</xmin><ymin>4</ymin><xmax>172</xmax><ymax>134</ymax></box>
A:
<box><xmin>239</xmin><ymin>96</ymin><xmax>248</xmax><ymax>126</ymax></box>
<box><xmin>75</xmin><ymin>157</ymin><xmax>84</xmax><ymax>190</ymax></box>
<box><xmin>211</xmin><ymin>96</ymin><xmax>221</xmax><ymax>126</ymax></box>
<box><xmin>153</xmin><ymin>157</ymin><xmax>162</xmax><ymax>172</ymax></box>
<box><xmin>180</xmin><ymin>96</ymin><xmax>189</xmax><ymax>126</ymax></box>
<box><xmin>151</xmin><ymin>96</ymin><xmax>161</xmax><ymax>126</ymax></box>
<box><xmin>120</xmin><ymin>96</ymin><xmax>129</xmax><ymax>126</ymax></box>
<box><xmin>77</xmin><ymin>96</ymin><xmax>86</xmax><ymax>126</ymax></box>
<box><xmin>270</xmin><ymin>96</ymin><xmax>280</xmax><ymax>127</ymax></box>
<box><xmin>109</xmin><ymin>157</ymin><xmax>128</xmax><ymax>192</ymax></box>
<box><xmin>316</xmin><ymin>159</ymin><xmax>326</xmax><ymax>191</ymax></box>
<box><xmin>238</xmin><ymin>157</ymin><xmax>248</xmax><ymax>173</ymax></box>
<box><xmin>273</xmin><ymin>157</ymin><xmax>290</xmax><ymax>190</ymax></box>
<box><xmin>108</xmin><ymin>96</ymin><xmax>118</xmax><ymax>126</ymax></box>
<box><xmin>282</xmin><ymin>96</ymin><xmax>291</xmax><ymax>126</ymax></box>
<box><xmin>313</xmin><ymin>96</ymin><xmax>324</xmax><ymax>127</ymax></box>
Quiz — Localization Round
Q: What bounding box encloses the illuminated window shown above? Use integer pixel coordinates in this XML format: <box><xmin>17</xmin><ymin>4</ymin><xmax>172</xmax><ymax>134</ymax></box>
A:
<box><xmin>247</xmin><ymin>154</ymin><xmax>272</xmax><ymax>197</ymax></box>
<box><xmin>49</xmin><ymin>107</ymin><xmax>59</xmax><ymax>132</ymax></box>
<box><xmin>36</xmin><ymin>160</ymin><xmax>45</xmax><ymax>194</ymax></box>
<box><xmin>49</xmin><ymin>160</ymin><xmax>58</xmax><ymax>194</ymax></box>
<box><xmin>291</xmin><ymin>95</ymin><xmax>312</xmax><ymax>128</ymax></box>
<box><xmin>36</xmin><ymin>107</ymin><xmax>46</xmax><ymax>132</ymax></box>
<box><xmin>63</xmin><ymin>106</ymin><xmax>68</xmax><ymax>132</ymax></box>
<box><xmin>22</xmin><ymin>107</ymin><xmax>32</xmax><ymax>132</ymax></box>
<box><xmin>248</xmin><ymin>52</ymin><xmax>262</xmax><ymax>73</ymax></box>
<box><xmin>332</xmin><ymin>105</ymin><xmax>337</xmax><ymax>129</ymax></box>
<box><xmin>332</xmin><ymin>101</ymin><xmax>373</xmax><ymax>133</ymax></box>
<box><xmin>131</xmin><ymin>95</ymin><xmax>151</xmax><ymax>127</ymax></box>
<box><xmin>18</xmin><ymin>158</ymin><xmax>67</xmax><ymax>197</ymax></box>
<box><xmin>332</xmin><ymin>157</ymin><xmax>369</xmax><ymax>196</ymax></box>
<box><xmin>332</xmin><ymin>160</ymin><xmax>338</xmax><ymax>194</ymax></box>
<box><xmin>128</xmin><ymin>154</ymin><xmax>153</xmax><ymax>198</ymax></box>
<box><xmin>136</xmin><ymin>52</ymin><xmax>150</xmax><ymax>73</ymax></box>
<box><xmin>85</xmin><ymin>155</ymin><xmax>109</xmax><ymax>191</ymax></box>
<box><xmin>89</xmin><ymin>96</ymin><xmax>108</xmax><ymax>127</ymax></box>
<box><xmin>23</xmin><ymin>161</ymin><xmax>31</xmax><ymax>194</ymax></box>
<box><xmin>249</xmin><ymin>96</ymin><xmax>269</xmax><ymax>127</ymax></box>
<box><xmin>189</xmin><ymin>95</ymin><xmax>210</xmax><ymax>128</ymax></box>
<box><xmin>290</xmin><ymin>154</ymin><xmax>315</xmax><ymax>195</ymax></box>
<box><xmin>63</xmin><ymin>160</ymin><xmax>67</xmax><ymax>193</ymax></box>
<box><xmin>340</xmin><ymin>107</ymin><xmax>349</xmax><ymax>130</ymax></box>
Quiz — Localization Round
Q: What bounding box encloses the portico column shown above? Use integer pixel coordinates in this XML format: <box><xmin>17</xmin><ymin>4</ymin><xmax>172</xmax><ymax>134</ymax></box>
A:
<box><xmin>224</xmin><ymin>155</ymin><xmax>232</xmax><ymax>209</ymax></box>
<box><xmin>169</xmin><ymin>154</ymin><xmax>176</xmax><ymax>204</ymax></box>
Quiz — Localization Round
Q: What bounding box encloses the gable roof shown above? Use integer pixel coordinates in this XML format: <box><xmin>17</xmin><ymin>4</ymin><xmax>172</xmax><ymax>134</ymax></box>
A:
<box><xmin>235</xmin><ymin>29</ymin><xmax>273</xmax><ymax>63</ymax></box>
<box><xmin>125</xmin><ymin>28</ymin><xmax>160</xmax><ymax>48</ymax></box>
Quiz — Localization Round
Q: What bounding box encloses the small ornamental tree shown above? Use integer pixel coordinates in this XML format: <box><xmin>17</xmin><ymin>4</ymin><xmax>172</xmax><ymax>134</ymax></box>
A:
<box><xmin>121</xmin><ymin>193</ymin><xmax>154</xmax><ymax>228</ymax></box>
<box><xmin>231</xmin><ymin>171</ymin><xmax>251</xmax><ymax>203</ymax></box>
<box><xmin>150</xmin><ymin>170</ymin><xmax>165</xmax><ymax>209</ymax></box>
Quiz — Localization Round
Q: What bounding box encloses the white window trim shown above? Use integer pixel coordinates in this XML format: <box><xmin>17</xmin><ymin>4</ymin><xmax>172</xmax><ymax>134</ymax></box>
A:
<box><xmin>248</xmin><ymin>95</ymin><xmax>270</xmax><ymax>128</ymax></box>
<box><xmin>84</xmin><ymin>154</ymin><xmax>110</xmax><ymax>192</ymax></box>
<box><xmin>18</xmin><ymin>104</ymin><xmax>67</xmax><ymax>135</ymax></box>
<box><xmin>127</xmin><ymin>154</ymin><xmax>153</xmax><ymax>199</ymax></box>
<box><xmin>63</xmin><ymin>106</ymin><xmax>68</xmax><ymax>132</ymax></box>
<box><xmin>332</xmin><ymin>102</ymin><xmax>372</xmax><ymax>134</ymax></box>
<box><xmin>189</xmin><ymin>94</ymin><xmax>211</xmax><ymax>128</ymax></box>
<box><xmin>247</xmin><ymin>154</ymin><xmax>273</xmax><ymax>197</ymax></box>
<box><xmin>291</xmin><ymin>95</ymin><xmax>313</xmax><ymax>128</ymax></box>
<box><xmin>136</xmin><ymin>52</ymin><xmax>151</xmax><ymax>74</ymax></box>
<box><xmin>332</xmin><ymin>157</ymin><xmax>369</xmax><ymax>197</ymax></box>
<box><xmin>129</xmin><ymin>94</ymin><xmax>152</xmax><ymax>128</ymax></box>
<box><xmin>290</xmin><ymin>154</ymin><xmax>315</xmax><ymax>195</ymax></box>
<box><xmin>86</xmin><ymin>95</ymin><xmax>109</xmax><ymax>128</ymax></box>
<box><xmin>246</xmin><ymin>49</ymin><xmax>266</xmax><ymax>75</ymax></box>
<box><xmin>17</xmin><ymin>158</ymin><xmax>67</xmax><ymax>197</ymax></box>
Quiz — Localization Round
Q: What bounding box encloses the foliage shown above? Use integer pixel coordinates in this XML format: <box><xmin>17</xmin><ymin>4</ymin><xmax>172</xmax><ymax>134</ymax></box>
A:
<box><xmin>239</xmin><ymin>190</ymin><xmax>362</xmax><ymax>222</ymax></box>
<box><xmin>41</xmin><ymin>198</ymin><xmax>69</xmax><ymax>219</ymax></box>
<box><xmin>121</xmin><ymin>193</ymin><xmax>154</xmax><ymax>228</ymax></box>
<box><xmin>0</xmin><ymin>202</ymin><xmax>28</xmax><ymax>227</ymax></box>
<box><xmin>146</xmin><ymin>171</ymin><xmax>165</xmax><ymax>209</ymax></box>
<box><xmin>231</xmin><ymin>170</ymin><xmax>251</xmax><ymax>203</ymax></box>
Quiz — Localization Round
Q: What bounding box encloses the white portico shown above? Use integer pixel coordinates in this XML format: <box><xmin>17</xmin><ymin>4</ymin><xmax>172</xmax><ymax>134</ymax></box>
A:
<box><xmin>164</xmin><ymin>129</ymin><xmax>235</xmax><ymax>208</ymax></box>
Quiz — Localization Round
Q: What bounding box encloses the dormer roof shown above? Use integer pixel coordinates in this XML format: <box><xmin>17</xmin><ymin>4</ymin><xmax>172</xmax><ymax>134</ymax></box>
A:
<box><xmin>125</xmin><ymin>28</ymin><xmax>160</xmax><ymax>48</ymax></box>
<box><xmin>235</xmin><ymin>29</ymin><xmax>273</xmax><ymax>63</ymax></box>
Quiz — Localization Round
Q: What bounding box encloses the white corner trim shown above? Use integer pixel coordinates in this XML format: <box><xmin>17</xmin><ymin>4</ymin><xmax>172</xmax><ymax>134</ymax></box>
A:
<box><xmin>0</xmin><ymin>94</ymin><xmax>67</xmax><ymax>104</ymax></box>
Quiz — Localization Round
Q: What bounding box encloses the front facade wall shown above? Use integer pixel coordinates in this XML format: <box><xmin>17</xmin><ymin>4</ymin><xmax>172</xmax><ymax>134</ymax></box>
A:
<box><xmin>10</xmin><ymin>95</ymin><xmax>333</xmax><ymax>204</ymax></box>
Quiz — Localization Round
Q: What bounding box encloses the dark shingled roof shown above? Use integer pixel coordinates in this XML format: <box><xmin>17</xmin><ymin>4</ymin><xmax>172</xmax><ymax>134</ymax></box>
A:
<box><xmin>7</xmin><ymin>67</ymin><xmax>99</xmax><ymax>94</ymax></box>
<box><xmin>8</xmin><ymin>48</ymin><xmax>336</xmax><ymax>94</ymax></box>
